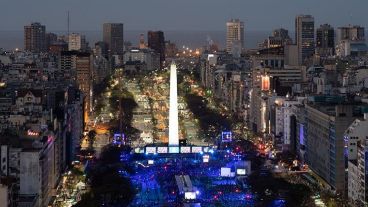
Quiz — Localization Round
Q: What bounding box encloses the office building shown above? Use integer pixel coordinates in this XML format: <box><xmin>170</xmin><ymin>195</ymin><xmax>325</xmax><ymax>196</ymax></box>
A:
<box><xmin>305</xmin><ymin>101</ymin><xmax>361</xmax><ymax>195</ymax></box>
<box><xmin>148</xmin><ymin>31</ymin><xmax>165</xmax><ymax>68</ymax></box>
<box><xmin>337</xmin><ymin>25</ymin><xmax>365</xmax><ymax>43</ymax></box>
<box><xmin>226</xmin><ymin>19</ymin><xmax>245</xmax><ymax>54</ymax></box>
<box><xmin>103</xmin><ymin>23</ymin><xmax>124</xmax><ymax>55</ymax></box>
<box><xmin>345</xmin><ymin>115</ymin><xmax>368</xmax><ymax>205</ymax></box>
<box><xmin>295</xmin><ymin>15</ymin><xmax>315</xmax><ymax>65</ymax></box>
<box><xmin>68</xmin><ymin>33</ymin><xmax>87</xmax><ymax>51</ymax></box>
<box><xmin>60</xmin><ymin>51</ymin><xmax>92</xmax><ymax>123</ymax></box>
<box><xmin>335</xmin><ymin>25</ymin><xmax>367</xmax><ymax>57</ymax></box>
<box><xmin>123</xmin><ymin>48</ymin><xmax>160</xmax><ymax>72</ymax></box>
<box><xmin>316</xmin><ymin>24</ymin><xmax>335</xmax><ymax>56</ymax></box>
<box><xmin>24</xmin><ymin>22</ymin><xmax>46</xmax><ymax>53</ymax></box>
<box><xmin>260</xmin><ymin>28</ymin><xmax>292</xmax><ymax>49</ymax></box>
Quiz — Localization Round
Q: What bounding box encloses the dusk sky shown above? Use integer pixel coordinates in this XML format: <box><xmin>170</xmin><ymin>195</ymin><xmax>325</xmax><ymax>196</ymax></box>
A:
<box><xmin>1</xmin><ymin>0</ymin><xmax>368</xmax><ymax>31</ymax></box>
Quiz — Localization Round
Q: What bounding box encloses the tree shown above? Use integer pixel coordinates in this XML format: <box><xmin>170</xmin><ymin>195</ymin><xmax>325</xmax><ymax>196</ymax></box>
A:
<box><xmin>73</xmin><ymin>192</ymin><xmax>99</xmax><ymax>207</ymax></box>
<box><xmin>90</xmin><ymin>169</ymin><xmax>135</xmax><ymax>206</ymax></box>
<box><xmin>87</xmin><ymin>130</ymin><xmax>97</xmax><ymax>150</ymax></box>
<box><xmin>185</xmin><ymin>93</ymin><xmax>232</xmax><ymax>142</ymax></box>
<box><xmin>74</xmin><ymin>145</ymin><xmax>136</xmax><ymax>207</ymax></box>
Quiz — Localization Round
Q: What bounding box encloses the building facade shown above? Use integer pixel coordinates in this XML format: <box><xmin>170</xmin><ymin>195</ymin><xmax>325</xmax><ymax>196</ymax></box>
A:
<box><xmin>345</xmin><ymin>115</ymin><xmax>368</xmax><ymax>205</ymax></box>
<box><xmin>305</xmin><ymin>103</ymin><xmax>357</xmax><ymax>194</ymax></box>
<box><xmin>226</xmin><ymin>19</ymin><xmax>245</xmax><ymax>55</ymax></box>
<box><xmin>337</xmin><ymin>25</ymin><xmax>365</xmax><ymax>43</ymax></box>
<box><xmin>295</xmin><ymin>15</ymin><xmax>315</xmax><ymax>65</ymax></box>
<box><xmin>68</xmin><ymin>33</ymin><xmax>87</xmax><ymax>51</ymax></box>
<box><xmin>24</xmin><ymin>23</ymin><xmax>46</xmax><ymax>53</ymax></box>
<box><xmin>103</xmin><ymin>23</ymin><xmax>124</xmax><ymax>55</ymax></box>
<box><xmin>316</xmin><ymin>24</ymin><xmax>335</xmax><ymax>56</ymax></box>
<box><xmin>147</xmin><ymin>31</ymin><xmax>165</xmax><ymax>68</ymax></box>
<box><xmin>60</xmin><ymin>51</ymin><xmax>92</xmax><ymax>123</ymax></box>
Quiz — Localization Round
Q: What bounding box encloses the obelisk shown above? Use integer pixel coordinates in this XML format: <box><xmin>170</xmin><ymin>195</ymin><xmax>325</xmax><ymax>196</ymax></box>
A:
<box><xmin>169</xmin><ymin>62</ymin><xmax>179</xmax><ymax>146</ymax></box>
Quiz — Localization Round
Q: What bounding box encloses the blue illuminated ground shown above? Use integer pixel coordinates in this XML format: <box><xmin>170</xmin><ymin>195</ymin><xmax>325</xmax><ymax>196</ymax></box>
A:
<box><xmin>124</xmin><ymin>149</ymin><xmax>287</xmax><ymax>207</ymax></box>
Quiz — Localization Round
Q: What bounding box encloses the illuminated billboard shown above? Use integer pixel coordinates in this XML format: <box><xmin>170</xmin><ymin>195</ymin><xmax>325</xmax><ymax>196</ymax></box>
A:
<box><xmin>261</xmin><ymin>75</ymin><xmax>270</xmax><ymax>91</ymax></box>
<box><xmin>184</xmin><ymin>192</ymin><xmax>196</xmax><ymax>200</ymax></box>
<box><xmin>169</xmin><ymin>146</ymin><xmax>180</xmax><ymax>153</ymax></box>
<box><xmin>157</xmin><ymin>147</ymin><xmax>168</xmax><ymax>153</ymax></box>
<box><xmin>203</xmin><ymin>155</ymin><xmax>209</xmax><ymax>163</ymax></box>
<box><xmin>220</xmin><ymin>167</ymin><xmax>232</xmax><ymax>177</ymax></box>
<box><xmin>236</xmin><ymin>169</ymin><xmax>246</xmax><ymax>175</ymax></box>
<box><xmin>113</xmin><ymin>133</ymin><xmax>125</xmax><ymax>144</ymax></box>
<box><xmin>191</xmin><ymin>147</ymin><xmax>203</xmax><ymax>153</ymax></box>
<box><xmin>221</xmin><ymin>131</ymin><xmax>232</xmax><ymax>142</ymax></box>
<box><xmin>146</xmin><ymin>147</ymin><xmax>156</xmax><ymax>154</ymax></box>
<box><xmin>180</xmin><ymin>147</ymin><xmax>191</xmax><ymax>153</ymax></box>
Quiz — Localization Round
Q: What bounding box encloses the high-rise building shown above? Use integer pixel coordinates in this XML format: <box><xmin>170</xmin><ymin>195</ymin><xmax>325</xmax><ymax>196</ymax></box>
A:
<box><xmin>337</xmin><ymin>25</ymin><xmax>365</xmax><ymax>43</ymax></box>
<box><xmin>295</xmin><ymin>15</ymin><xmax>315</xmax><ymax>65</ymax></box>
<box><xmin>24</xmin><ymin>22</ymin><xmax>46</xmax><ymax>53</ymax></box>
<box><xmin>336</xmin><ymin>25</ymin><xmax>367</xmax><ymax>57</ymax></box>
<box><xmin>103</xmin><ymin>23</ymin><xmax>124</xmax><ymax>55</ymax></box>
<box><xmin>148</xmin><ymin>31</ymin><xmax>165</xmax><ymax>68</ymax></box>
<box><xmin>316</xmin><ymin>24</ymin><xmax>335</xmax><ymax>56</ymax></box>
<box><xmin>60</xmin><ymin>51</ymin><xmax>92</xmax><ymax>123</ymax></box>
<box><xmin>68</xmin><ymin>33</ymin><xmax>87</xmax><ymax>51</ymax></box>
<box><xmin>226</xmin><ymin>19</ymin><xmax>245</xmax><ymax>54</ymax></box>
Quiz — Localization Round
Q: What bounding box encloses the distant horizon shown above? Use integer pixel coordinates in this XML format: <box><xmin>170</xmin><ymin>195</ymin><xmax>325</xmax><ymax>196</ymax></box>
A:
<box><xmin>0</xmin><ymin>30</ymin><xmax>273</xmax><ymax>50</ymax></box>
<box><xmin>0</xmin><ymin>29</ymin><xmax>283</xmax><ymax>32</ymax></box>
<box><xmin>1</xmin><ymin>28</ymin><xmax>367</xmax><ymax>51</ymax></box>
<box><xmin>1</xmin><ymin>26</ymin><xmax>367</xmax><ymax>33</ymax></box>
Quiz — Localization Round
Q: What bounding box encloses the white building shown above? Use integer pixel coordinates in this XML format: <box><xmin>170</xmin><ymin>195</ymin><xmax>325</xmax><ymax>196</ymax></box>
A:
<box><xmin>274</xmin><ymin>98</ymin><xmax>284</xmax><ymax>137</ymax></box>
<box><xmin>68</xmin><ymin>33</ymin><xmax>87</xmax><ymax>51</ymax></box>
<box><xmin>20</xmin><ymin>136</ymin><xmax>56</xmax><ymax>207</ymax></box>
<box><xmin>226</xmin><ymin>19</ymin><xmax>244</xmax><ymax>54</ymax></box>
<box><xmin>345</xmin><ymin>116</ymin><xmax>368</xmax><ymax>160</ymax></box>
<box><xmin>348</xmin><ymin>160</ymin><xmax>360</xmax><ymax>204</ymax></box>
<box><xmin>282</xmin><ymin>100</ymin><xmax>298</xmax><ymax>146</ymax></box>
<box><xmin>346</xmin><ymin>115</ymin><xmax>368</xmax><ymax>205</ymax></box>
<box><xmin>273</xmin><ymin>97</ymin><xmax>299</xmax><ymax>149</ymax></box>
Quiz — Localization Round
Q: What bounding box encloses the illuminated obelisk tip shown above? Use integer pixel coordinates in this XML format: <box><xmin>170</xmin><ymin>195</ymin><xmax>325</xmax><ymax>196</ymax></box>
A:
<box><xmin>169</xmin><ymin>62</ymin><xmax>179</xmax><ymax>146</ymax></box>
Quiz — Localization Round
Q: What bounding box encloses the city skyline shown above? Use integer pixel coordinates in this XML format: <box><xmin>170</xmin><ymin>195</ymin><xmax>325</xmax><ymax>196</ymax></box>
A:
<box><xmin>2</xmin><ymin>2</ymin><xmax>368</xmax><ymax>206</ymax></box>
<box><xmin>1</xmin><ymin>0</ymin><xmax>368</xmax><ymax>31</ymax></box>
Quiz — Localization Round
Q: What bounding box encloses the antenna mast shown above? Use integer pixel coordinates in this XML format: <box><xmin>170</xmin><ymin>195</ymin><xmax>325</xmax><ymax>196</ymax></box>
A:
<box><xmin>67</xmin><ymin>11</ymin><xmax>70</xmax><ymax>36</ymax></box>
